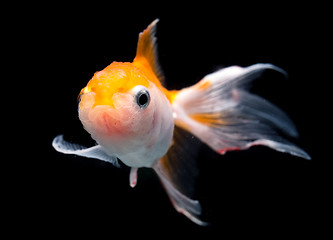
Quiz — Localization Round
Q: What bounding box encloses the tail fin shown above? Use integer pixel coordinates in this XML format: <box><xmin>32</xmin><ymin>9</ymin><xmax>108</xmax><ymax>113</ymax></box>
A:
<box><xmin>172</xmin><ymin>63</ymin><xmax>310</xmax><ymax>160</ymax></box>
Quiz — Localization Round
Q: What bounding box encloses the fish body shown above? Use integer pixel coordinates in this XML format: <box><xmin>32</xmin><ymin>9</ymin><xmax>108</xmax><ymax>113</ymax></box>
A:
<box><xmin>53</xmin><ymin>19</ymin><xmax>310</xmax><ymax>225</ymax></box>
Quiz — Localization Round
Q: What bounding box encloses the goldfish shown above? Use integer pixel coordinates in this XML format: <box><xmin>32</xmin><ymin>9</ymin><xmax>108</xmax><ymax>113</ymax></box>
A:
<box><xmin>52</xmin><ymin>19</ymin><xmax>310</xmax><ymax>225</ymax></box>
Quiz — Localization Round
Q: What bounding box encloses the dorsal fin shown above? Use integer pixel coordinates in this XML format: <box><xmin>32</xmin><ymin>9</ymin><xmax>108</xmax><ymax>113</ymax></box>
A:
<box><xmin>133</xmin><ymin>19</ymin><xmax>165</xmax><ymax>84</ymax></box>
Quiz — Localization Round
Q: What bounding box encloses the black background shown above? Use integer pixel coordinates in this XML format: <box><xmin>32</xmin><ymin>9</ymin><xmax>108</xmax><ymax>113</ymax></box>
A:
<box><xmin>6</xmin><ymin>2</ymin><xmax>329</xmax><ymax>238</ymax></box>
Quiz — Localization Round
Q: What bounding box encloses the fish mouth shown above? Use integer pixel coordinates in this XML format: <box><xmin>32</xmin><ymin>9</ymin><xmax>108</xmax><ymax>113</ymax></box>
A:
<box><xmin>78</xmin><ymin>91</ymin><xmax>137</xmax><ymax>137</ymax></box>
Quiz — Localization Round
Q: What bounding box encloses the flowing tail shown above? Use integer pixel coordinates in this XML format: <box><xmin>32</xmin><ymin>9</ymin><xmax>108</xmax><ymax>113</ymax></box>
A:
<box><xmin>171</xmin><ymin>63</ymin><xmax>311</xmax><ymax>159</ymax></box>
<box><xmin>153</xmin><ymin>64</ymin><xmax>310</xmax><ymax>226</ymax></box>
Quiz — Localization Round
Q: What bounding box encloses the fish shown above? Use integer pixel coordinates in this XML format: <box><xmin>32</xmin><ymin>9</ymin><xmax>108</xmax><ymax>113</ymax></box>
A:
<box><xmin>52</xmin><ymin>19</ymin><xmax>311</xmax><ymax>225</ymax></box>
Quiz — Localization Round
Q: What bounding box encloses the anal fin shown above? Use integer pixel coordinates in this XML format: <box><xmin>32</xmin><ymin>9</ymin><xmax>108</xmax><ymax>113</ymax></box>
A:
<box><xmin>152</xmin><ymin>127</ymin><xmax>209</xmax><ymax>226</ymax></box>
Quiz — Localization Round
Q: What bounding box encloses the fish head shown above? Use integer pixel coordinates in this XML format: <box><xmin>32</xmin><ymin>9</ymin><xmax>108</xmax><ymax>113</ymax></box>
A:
<box><xmin>78</xmin><ymin>62</ymin><xmax>174</xmax><ymax>166</ymax></box>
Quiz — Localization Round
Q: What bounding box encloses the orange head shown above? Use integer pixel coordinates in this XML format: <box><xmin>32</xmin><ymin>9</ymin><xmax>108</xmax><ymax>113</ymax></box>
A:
<box><xmin>79</xmin><ymin>62</ymin><xmax>152</xmax><ymax>137</ymax></box>
<box><xmin>77</xmin><ymin>61</ymin><xmax>174</xmax><ymax>167</ymax></box>
<box><xmin>79</xmin><ymin>62</ymin><xmax>150</xmax><ymax>108</ymax></box>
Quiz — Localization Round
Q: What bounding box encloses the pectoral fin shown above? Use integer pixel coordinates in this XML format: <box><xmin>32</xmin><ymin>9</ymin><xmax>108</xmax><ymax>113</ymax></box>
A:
<box><xmin>52</xmin><ymin>135</ymin><xmax>120</xmax><ymax>167</ymax></box>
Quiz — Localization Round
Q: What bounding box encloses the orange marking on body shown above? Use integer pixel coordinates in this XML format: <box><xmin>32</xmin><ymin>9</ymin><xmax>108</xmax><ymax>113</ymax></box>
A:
<box><xmin>132</xmin><ymin>58</ymin><xmax>162</xmax><ymax>88</ymax></box>
<box><xmin>164</xmin><ymin>90</ymin><xmax>178</xmax><ymax>104</ymax></box>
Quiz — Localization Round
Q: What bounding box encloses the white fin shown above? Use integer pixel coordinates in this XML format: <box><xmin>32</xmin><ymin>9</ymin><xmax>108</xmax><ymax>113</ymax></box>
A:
<box><xmin>172</xmin><ymin>64</ymin><xmax>311</xmax><ymax>160</ymax></box>
<box><xmin>52</xmin><ymin>135</ymin><xmax>120</xmax><ymax>167</ymax></box>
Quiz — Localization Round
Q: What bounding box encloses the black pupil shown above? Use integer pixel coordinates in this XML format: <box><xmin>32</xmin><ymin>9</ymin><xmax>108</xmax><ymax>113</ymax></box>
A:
<box><xmin>138</xmin><ymin>93</ymin><xmax>148</xmax><ymax>106</ymax></box>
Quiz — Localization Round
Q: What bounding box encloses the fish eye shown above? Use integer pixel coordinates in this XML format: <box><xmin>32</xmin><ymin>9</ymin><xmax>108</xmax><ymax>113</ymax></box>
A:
<box><xmin>133</xmin><ymin>86</ymin><xmax>150</xmax><ymax>109</ymax></box>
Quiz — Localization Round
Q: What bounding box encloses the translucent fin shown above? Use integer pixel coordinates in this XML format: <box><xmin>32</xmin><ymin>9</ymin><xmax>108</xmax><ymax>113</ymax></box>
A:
<box><xmin>172</xmin><ymin>64</ymin><xmax>311</xmax><ymax>160</ymax></box>
<box><xmin>154</xmin><ymin>165</ymin><xmax>208</xmax><ymax>226</ymax></box>
<box><xmin>133</xmin><ymin>19</ymin><xmax>165</xmax><ymax>84</ymax></box>
<box><xmin>152</xmin><ymin>127</ymin><xmax>209</xmax><ymax>226</ymax></box>
<box><xmin>52</xmin><ymin>135</ymin><xmax>120</xmax><ymax>167</ymax></box>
